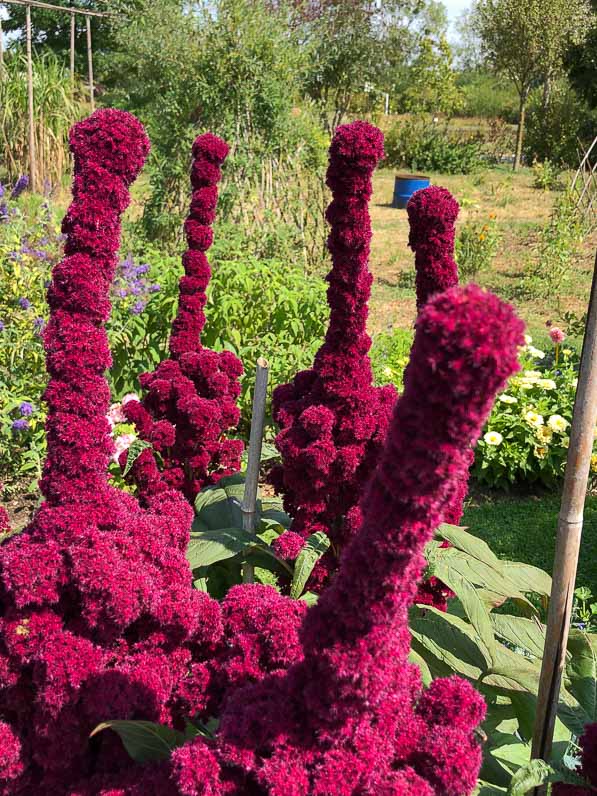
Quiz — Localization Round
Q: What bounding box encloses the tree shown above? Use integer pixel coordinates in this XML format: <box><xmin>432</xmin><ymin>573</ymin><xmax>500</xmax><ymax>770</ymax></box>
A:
<box><xmin>474</xmin><ymin>0</ymin><xmax>592</xmax><ymax>170</ymax></box>
<box><xmin>567</xmin><ymin>0</ymin><xmax>597</xmax><ymax>109</ymax></box>
<box><xmin>400</xmin><ymin>33</ymin><xmax>463</xmax><ymax>116</ymax></box>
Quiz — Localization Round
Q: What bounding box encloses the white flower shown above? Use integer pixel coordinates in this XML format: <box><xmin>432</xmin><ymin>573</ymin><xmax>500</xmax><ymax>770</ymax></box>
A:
<box><xmin>383</xmin><ymin>366</ymin><xmax>393</xmax><ymax>378</ymax></box>
<box><xmin>537</xmin><ymin>426</ymin><xmax>553</xmax><ymax>443</ymax></box>
<box><xmin>122</xmin><ymin>393</ymin><xmax>140</xmax><ymax>405</ymax></box>
<box><xmin>107</xmin><ymin>402</ymin><xmax>126</xmax><ymax>427</ymax></box>
<box><xmin>534</xmin><ymin>445</ymin><xmax>548</xmax><ymax>460</ymax></box>
<box><xmin>498</xmin><ymin>394</ymin><xmax>517</xmax><ymax>404</ymax></box>
<box><xmin>524</xmin><ymin>410</ymin><xmax>544</xmax><ymax>428</ymax></box>
<box><xmin>527</xmin><ymin>346</ymin><xmax>545</xmax><ymax>360</ymax></box>
<box><xmin>524</xmin><ymin>334</ymin><xmax>533</xmax><ymax>345</ymax></box>
<box><xmin>547</xmin><ymin>414</ymin><xmax>569</xmax><ymax>433</ymax></box>
<box><xmin>573</xmin><ymin>378</ymin><xmax>578</xmax><ymax>388</ymax></box>
<box><xmin>537</xmin><ymin>378</ymin><xmax>556</xmax><ymax>390</ymax></box>
<box><xmin>484</xmin><ymin>431</ymin><xmax>503</xmax><ymax>446</ymax></box>
<box><xmin>524</xmin><ymin>370</ymin><xmax>541</xmax><ymax>380</ymax></box>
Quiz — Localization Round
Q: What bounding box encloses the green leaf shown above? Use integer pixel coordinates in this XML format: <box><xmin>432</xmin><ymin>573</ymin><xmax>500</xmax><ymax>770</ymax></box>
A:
<box><xmin>474</xmin><ymin>782</ymin><xmax>508</xmax><ymax>795</ymax></box>
<box><xmin>122</xmin><ymin>439</ymin><xmax>152</xmax><ymax>476</ymax></box>
<box><xmin>507</xmin><ymin>759</ymin><xmax>554</xmax><ymax>795</ymax></box>
<box><xmin>491</xmin><ymin>615</ymin><xmax>546</xmax><ymax>659</ymax></box>
<box><xmin>502</xmin><ymin>561</ymin><xmax>552</xmax><ymax>597</ymax></box>
<box><xmin>290</xmin><ymin>532</ymin><xmax>330</xmax><ymax>599</ymax></box>
<box><xmin>410</xmin><ymin>606</ymin><xmax>489</xmax><ymax>678</ymax></box>
<box><xmin>90</xmin><ymin>720</ymin><xmax>184</xmax><ymax>763</ymax></box>
<box><xmin>408</xmin><ymin>647</ymin><xmax>433</xmax><ymax>686</ymax></box>
<box><xmin>300</xmin><ymin>591</ymin><xmax>319</xmax><ymax>607</ymax></box>
<box><xmin>566</xmin><ymin>630</ymin><xmax>597</xmax><ymax>721</ymax></box>
<box><xmin>436</xmin><ymin>524</ymin><xmax>502</xmax><ymax>568</ymax></box>
<box><xmin>431</xmin><ymin>558</ymin><xmax>496</xmax><ymax>665</ymax></box>
<box><xmin>187</xmin><ymin>528</ymin><xmax>257</xmax><ymax>569</ymax></box>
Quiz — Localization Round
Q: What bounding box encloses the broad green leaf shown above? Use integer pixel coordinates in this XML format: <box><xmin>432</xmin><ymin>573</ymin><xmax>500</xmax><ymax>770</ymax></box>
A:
<box><xmin>290</xmin><ymin>532</ymin><xmax>330</xmax><ymax>599</ymax></box>
<box><xmin>475</xmin><ymin>782</ymin><xmax>507</xmax><ymax>795</ymax></box>
<box><xmin>122</xmin><ymin>439</ymin><xmax>152</xmax><ymax>476</ymax></box>
<box><xmin>408</xmin><ymin>647</ymin><xmax>433</xmax><ymax>686</ymax></box>
<box><xmin>491</xmin><ymin>615</ymin><xmax>546</xmax><ymax>659</ymax></box>
<box><xmin>484</xmin><ymin>645</ymin><xmax>542</xmax><ymax>693</ymax></box>
<box><xmin>300</xmin><ymin>591</ymin><xmax>319</xmax><ymax>607</ymax></box>
<box><xmin>436</xmin><ymin>524</ymin><xmax>502</xmax><ymax>569</ymax></box>
<box><xmin>502</xmin><ymin>561</ymin><xmax>552</xmax><ymax>597</ymax></box>
<box><xmin>410</xmin><ymin>606</ymin><xmax>489</xmax><ymax>677</ymax></box>
<box><xmin>187</xmin><ymin>528</ymin><xmax>256</xmax><ymax>569</ymax></box>
<box><xmin>566</xmin><ymin>630</ymin><xmax>597</xmax><ymax>721</ymax></box>
<box><xmin>90</xmin><ymin>720</ymin><xmax>183</xmax><ymax>763</ymax></box>
<box><xmin>507</xmin><ymin>759</ymin><xmax>553</xmax><ymax>795</ymax></box>
<box><xmin>431</xmin><ymin>559</ymin><xmax>496</xmax><ymax>664</ymax></box>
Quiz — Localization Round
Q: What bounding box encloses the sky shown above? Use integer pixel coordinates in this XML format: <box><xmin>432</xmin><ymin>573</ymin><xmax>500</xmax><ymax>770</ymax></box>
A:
<box><xmin>443</xmin><ymin>0</ymin><xmax>472</xmax><ymax>23</ymax></box>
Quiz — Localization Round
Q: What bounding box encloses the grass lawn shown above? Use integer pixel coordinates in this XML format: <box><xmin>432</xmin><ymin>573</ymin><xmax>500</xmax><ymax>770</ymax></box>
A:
<box><xmin>462</xmin><ymin>491</ymin><xmax>597</xmax><ymax>597</ymax></box>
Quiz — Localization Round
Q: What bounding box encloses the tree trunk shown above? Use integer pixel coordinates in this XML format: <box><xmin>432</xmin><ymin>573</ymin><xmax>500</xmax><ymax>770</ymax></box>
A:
<box><xmin>514</xmin><ymin>91</ymin><xmax>527</xmax><ymax>172</ymax></box>
<box><xmin>542</xmin><ymin>74</ymin><xmax>552</xmax><ymax>112</ymax></box>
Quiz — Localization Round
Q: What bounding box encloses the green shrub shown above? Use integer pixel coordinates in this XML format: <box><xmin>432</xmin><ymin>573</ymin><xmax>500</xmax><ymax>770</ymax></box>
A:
<box><xmin>524</xmin><ymin>81</ymin><xmax>597</xmax><ymax>168</ymax></box>
<box><xmin>384</xmin><ymin>116</ymin><xmax>485</xmax><ymax>175</ymax></box>
<box><xmin>457</xmin><ymin>70</ymin><xmax>519</xmax><ymax>122</ymax></box>
<box><xmin>0</xmin><ymin>199</ymin><xmax>329</xmax><ymax>486</ymax></box>
<box><xmin>370</xmin><ymin>327</ymin><xmax>413</xmax><ymax>392</ymax></box>
<box><xmin>455</xmin><ymin>213</ymin><xmax>500</xmax><ymax>281</ymax></box>
<box><xmin>531</xmin><ymin>159</ymin><xmax>563</xmax><ymax>191</ymax></box>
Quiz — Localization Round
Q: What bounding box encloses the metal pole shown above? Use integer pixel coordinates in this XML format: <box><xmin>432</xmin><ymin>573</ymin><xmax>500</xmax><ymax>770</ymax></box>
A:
<box><xmin>531</xmin><ymin>250</ymin><xmax>597</xmax><ymax>792</ymax></box>
<box><xmin>86</xmin><ymin>16</ymin><xmax>94</xmax><ymax>112</ymax></box>
<box><xmin>241</xmin><ymin>358</ymin><xmax>270</xmax><ymax>584</ymax></box>
<box><xmin>70</xmin><ymin>12</ymin><xmax>75</xmax><ymax>95</ymax></box>
<box><xmin>25</xmin><ymin>4</ymin><xmax>37</xmax><ymax>193</ymax></box>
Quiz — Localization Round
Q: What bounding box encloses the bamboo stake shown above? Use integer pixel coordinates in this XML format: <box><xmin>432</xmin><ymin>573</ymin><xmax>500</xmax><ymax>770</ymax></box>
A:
<box><xmin>241</xmin><ymin>358</ymin><xmax>270</xmax><ymax>584</ymax></box>
<box><xmin>70</xmin><ymin>12</ymin><xmax>75</xmax><ymax>94</ymax></box>
<box><xmin>25</xmin><ymin>4</ymin><xmax>37</xmax><ymax>193</ymax></box>
<box><xmin>531</xmin><ymin>250</ymin><xmax>597</xmax><ymax>793</ymax></box>
<box><xmin>86</xmin><ymin>16</ymin><xmax>94</xmax><ymax>112</ymax></box>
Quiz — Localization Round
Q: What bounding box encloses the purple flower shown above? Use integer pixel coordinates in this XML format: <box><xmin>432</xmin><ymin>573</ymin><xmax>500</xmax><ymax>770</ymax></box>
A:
<box><xmin>135</xmin><ymin>263</ymin><xmax>150</xmax><ymax>275</ymax></box>
<box><xmin>19</xmin><ymin>402</ymin><xmax>34</xmax><ymax>416</ymax></box>
<box><xmin>0</xmin><ymin>183</ymin><xmax>4</xmax><ymax>199</ymax></box>
<box><xmin>0</xmin><ymin>320</ymin><xmax>5</xmax><ymax>332</ymax></box>
<box><xmin>11</xmin><ymin>419</ymin><xmax>30</xmax><ymax>432</ymax></box>
<box><xmin>131</xmin><ymin>300</ymin><xmax>146</xmax><ymax>315</ymax></box>
<box><xmin>18</xmin><ymin>298</ymin><xmax>31</xmax><ymax>310</ymax></box>
<box><xmin>33</xmin><ymin>318</ymin><xmax>46</xmax><ymax>335</ymax></box>
<box><xmin>39</xmin><ymin>237</ymin><xmax>49</xmax><ymax>246</ymax></box>
<box><xmin>43</xmin><ymin>279</ymin><xmax>51</xmax><ymax>289</ymax></box>
<box><xmin>149</xmin><ymin>284</ymin><xmax>161</xmax><ymax>293</ymax></box>
<box><xmin>10</xmin><ymin>175</ymin><xmax>29</xmax><ymax>200</ymax></box>
<box><xmin>0</xmin><ymin>203</ymin><xmax>8</xmax><ymax>221</ymax></box>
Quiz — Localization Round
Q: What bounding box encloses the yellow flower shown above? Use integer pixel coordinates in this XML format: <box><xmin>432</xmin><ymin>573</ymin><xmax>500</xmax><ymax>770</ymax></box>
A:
<box><xmin>537</xmin><ymin>426</ymin><xmax>553</xmax><ymax>443</ymax></box>
<box><xmin>562</xmin><ymin>348</ymin><xmax>572</xmax><ymax>357</ymax></box>
<box><xmin>484</xmin><ymin>431</ymin><xmax>503</xmax><ymax>446</ymax></box>
<box><xmin>537</xmin><ymin>378</ymin><xmax>556</xmax><ymax>390</ymax></box>
<box><xmin>591</xmin><ymin>454</ymin><xmax>597</xmax><ymax>474</ymax></box>
<box><xmin>479</xmin><ymin>233</ymin><xmax>486</xmax><ymax>241</ymax></box>
<box><xmin>547</xmin><ymin>415</ymin><xmax>569</xmax><ymax>433</ymax></box>
<box><xmin>498</xmin><ymin>394</ymin><xmax>517</xmax><ymax>404</ymax></box>
<box><xmin>534</xmin><ymin>445</ymin><xmax>548</xmax><ymax>460</ymax></box>
<box><xmin>524</xmin><ymin>370</ymin><xmax>541</xmax><ymax>380</ymax></box>
<box><xmin>527</xmin><ymin>346</ymin><xmax>545</xmax><ymax>359</ymax></box>
<box><xmin>383</xmin><ymin>366</ymin><xmax>393</xmax><ymax>378</ymax></box>
<box><xmin>524</xmin><ymin>410</ymin><xmax>544</xmax><ymax>428</ymax></box>
<box><xmin>561</xmin><ymin>435</ymin><xmax>570</xmax><ymax>448</ymax></box>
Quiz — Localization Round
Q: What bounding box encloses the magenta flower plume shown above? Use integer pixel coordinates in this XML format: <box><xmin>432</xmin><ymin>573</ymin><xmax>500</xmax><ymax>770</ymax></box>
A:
<box><xmin>204</xmin><ymin>284</ymin><xmax>524</xmax><ymax>795</ymax></box>
<box><xmin>123</xmin><ymin>133</ymin><xmax>243</xmax><ymax>502</ymax></box>
<box><xmin>0</xmin><ymin>483</ymin><xmax>9</xmax><ymax>536</ymax></box>
<box><xmin>407</xmin><ymin>186</ymin><xmax>466</xmax><ymax>609</ymax></box>
<box><xmin>407</xmin><ymin>185</ymin><xmax>460</xmax><ymax>312</ymax></box>
<box><xmin>581</xmin><ymin>722</ymin><xmax>597</xmax><ymax>787</ymax></box>
<box><xmin>270</xmin><ymin>121</ymin><xmax>396</xmax><ymax>575</ymax></box>
<box><xmin>0</xmin><ymin>110</ymin><xmax>223</xmax><ymax>793</ymax></box>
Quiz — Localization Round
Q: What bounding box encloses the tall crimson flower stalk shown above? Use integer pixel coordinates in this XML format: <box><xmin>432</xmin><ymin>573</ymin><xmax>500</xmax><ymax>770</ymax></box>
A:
<box><xmin>407</xmin><ymin>186</ymin><xmax>466</xmax><ymax>609</ymax></box>
<box><xmin>270</xmin><ymin>121</ymin><xmax>396</xmax><ymax>576</ymax></box>
<box><xmin>407</xmin><ymin>185</ymin><xmax>460</xmax><ymax>312</ymax></box>
<box><xmin>0</xmin><ymin>110</ymin><xmax>223</xmax><ymax>794</ymax></box>
<box><xmin>124</xmin><ymin>133</ymin><xmax>243</xmax><ymax>502</ymax></box>
<box><xmin>185</xmin><ymin>284</ymin><xmax>524</xmax><ymax>796</ymax></box>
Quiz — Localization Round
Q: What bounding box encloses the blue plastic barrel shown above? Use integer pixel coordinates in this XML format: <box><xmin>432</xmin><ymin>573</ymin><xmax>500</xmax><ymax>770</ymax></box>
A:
<box><xmin>392</xmin><ymin>174</ymin><xmax>430</xmax><ymax>209</ymax></box>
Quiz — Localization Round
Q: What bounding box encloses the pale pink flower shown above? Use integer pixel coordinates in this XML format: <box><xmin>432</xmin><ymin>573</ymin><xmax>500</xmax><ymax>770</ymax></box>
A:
<box><xmin>122</xmin><ymin>393</ymin><xmax>139</xmax><ymax>405</ymax></box>
<box><xmin>106</xmin><ymin>403</ymin><xmax>126</xmax><ymax>428</ymax></box>
<box><xmin>111</xmin><ymin>433</ymin><xmax>136</xmax><ymax>463</ymax></box>
<box><xmin>549</xmin><ymin>327</ymin><xmax>566</xmax><ymax>344</ymax></box>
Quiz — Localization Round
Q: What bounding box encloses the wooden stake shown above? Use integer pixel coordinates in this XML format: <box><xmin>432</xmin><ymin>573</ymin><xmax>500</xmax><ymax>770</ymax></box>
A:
<box><xmin>25</xmin><ymin>4</ymin><xmax>37</xmax><ymax>193</ymax></box>
<box><xmin>241</xmin><ymin>358</ymin><xmax>270</xmax><ymax>584</ymax></box>
<box><xmin>86</xmin><ymin>16</ymin><xmax>94</xmax><ymax>112</ymax></box>
<box><xmin>0</xmin><ymin>18</ymin><xmax>5</xmax><ymax>77</ymax></box>
<box><xmin>70</xmin><ymin>12</ymin><xmax>75</xmax><ymax>94</ymax></box>
<box><xmin>531</xmin><ymin>250</ymin><xmax>597</xmax><ymax>792</ymax></box>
